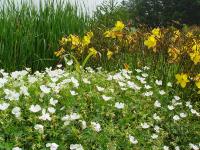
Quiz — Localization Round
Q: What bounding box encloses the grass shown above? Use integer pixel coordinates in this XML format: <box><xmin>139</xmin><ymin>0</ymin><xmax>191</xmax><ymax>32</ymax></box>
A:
<box><xmin>0</xmin><ymin>0</ymin><xmax>90</xmax><ymax>72</ymax></box>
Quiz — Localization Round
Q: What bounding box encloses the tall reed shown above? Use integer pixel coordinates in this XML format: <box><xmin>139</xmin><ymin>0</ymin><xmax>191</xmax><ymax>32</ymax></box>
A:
<box><xmin>0</xmin><ymin>0</ymin><xmax>89</xmax><ymax>72</ymax></box>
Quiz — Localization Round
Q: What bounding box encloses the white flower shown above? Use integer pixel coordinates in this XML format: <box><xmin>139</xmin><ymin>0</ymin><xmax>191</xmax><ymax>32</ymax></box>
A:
<box><xmin>70</xmin><ymin>90</ymin><xmax>78</xmax><ymax>96</ymax></box>
<box><xmin>141</xmin><ymin>123</ymin><xmax>150</xmax><ymax>129</ymax></box>
<box><xmin>29</xmin><ymin>104</ymin><xmax>41</xmax><ymax>113</ymax></box>
<box><xmin>153</xmin><ymin>113</ymin><xmax>161</xmax><ymax>121</ymax></box>
<box><xmin>48</xmin><ymin>107</ymin><xmax>56</xmax><ymax>114</ymax></box>
<box><xmin>144</xmin><ymin>84</ymin><xmax>152</xmax><ymax>89</ymax></box>
<box><xmin>0</xmin><ymin>78</ymin><xmax>7</xmax><ymax>88</ymax></box>
<box><xmin>80</xmin><ymin>120</ymin><xmax>87</xmax><ymax>129</ymax></box>
<box><xmin>173</xmin><ymin>115</ymin><xmax>180</xmax><ymax>121</ymax></box>
<box><xmin>34</xmin><ymin>124</ymin><xmax>44</xmax><ymax>133</ymax></box>
<box><xmin>49</xmin><ymin>98</ymin><xmax>58</xmax><ymax>106</ymax></box>
<box><xmin>91</xmin><ymin>122</ymin><xmax>101</xmax><ymax>132</ymax></box>
<box><xmin>12</xmin><ymin>107</ymin><xmax>21</xmax><ymax>118</ymax></box>
<box><xmin>135</xmin><ymin>69</ymin><xmax>142</xmax><ymax>73</ymax></box>
<box><xmin>175</xmin><ymin>146</ymin><xmax>180</xmax><ymax>150</ymax></box>
<box><xmin>144</xmin><ymin>91</ymin><xmax>153</xmax><ymax>97</ymax></box>
<box><xmin>191</xmin><ymin>109</ymin><xmax>198</xmax><ymax>114</ymax></box>
<box><xmin>180</xmin><ymin>112</ymin><xmax>187</xmax><ymax>118</ymax></box>
<box><xmin>154</xmin><ymin>125</ymin><xmax>160</xmax><ymax>133</ymax></box>
<box><xmin>20</xmin><ymin>86</ymin><xmax>29</xmax><ymax>96</ymax></box>
<box><xmin>118</xmin><ymin>81</ymin><xmax>126</xmax><ymax>87</ymax></box>
<box><xmin>40</xmin><ymin>85</ymin><xmax>51</xmax><ymax>94</ymax></box>
<box><xmin>28</xmin><ymin>76</ymin><xmax>37</xmax><ymax>84</ymax></box>
<box><xmin>102</xmin><ymin>95</ymin><xmax>112</xmax><ymax>101</ymax></box>
<box><xmin>127</xmin><ymin>81</ymin><xmax>141</xmax><ymax>90</ymax></box>
<box><xmin>129</xmin><ymin>135</ymin><xmax>138</xmax><ymax>144</ymax></box>
<box><xmin>167</xmin><ymin>82</ymin><xmax>172</xmax><ymax>87</ymax></box>
<box><xmin>186</xmin><ymin>101</ymin><xmax>193</xmax><ymax>108</ymax></box>
<box><xmin>4</xmin><ymin>89</ymin><xmax>20</xmax><ymax>101</ymax></box>
<box><xmin>39</xmin><ymin>109</ymin><xmax>51</xmax><ymax>121</ymax></box>
<box><xmin>82</xmin><ymin>78</ymin><xmax>91</xmax><ymax>84</ymax></box>
<box><xmin>189</xmin><ymin>143</ymin><xmax>199</xmax><ymax>150</ymax></box>
<box><xmin>174</xmin><ymin>96</ymin><xmax>180</xmax><ymax>101</ymax></box>
<box><xmin>159</xmin><ymin>90</ymin><xmax>166</xmax><ymax>95</ymax></box>
<box><xmin>0</xmin><ymin>102</ymin><xmax>10</xmax><ymax>111</ymax></box>
<box><xmin>163</xmin><ymin>146</ymin><xmax>169</xmax><ymax>150</ymax></box>
<box><xmin>168</xmin><ymin>105</ymin><xmax>174</xmax><ymax>110</ymax></box>
<box><xmin>143</xmin><ymin>66</ymin><xmax>150</xmax><ymax>70</ymax></box>
<box><xmin>12</xmin><ymin>147</ymin><xmax>22</xmax><ymax>150</ymax></box>
<box><xmin>151</xmin><ymin>134</ymin><xmax>158</xmax><ymax>139</ymax></box>
<box><xmin>46</xmin><ymin>143</ymin><xmax>59</xmax><ymax>150</ymax></box>
<box><xmin>70</xmin><ymin>113</ymin><xmax>80</xmax><ymax>120</ymax></box>
<box><xmin>142</xmin><ymin>73</ymin><xmax>148</xmax><ymax>78</ymax></box>
<box><xmin>70</xmin><ymin>144</ymin><xmax>84</xmax><ymax>150</ymax></box>
<box><xmin>67</xmin><ymin>59</ymin><xmax>73</xmax><ymax>66</ymax></box>
<box><xmin>155</xmin><ymin>80</ymin><xmax>162</xmax><ymax>86</ymax></box>
<box><xmin>154</xmin><ymin>100</ymin><xmax>161</xmax><ymax>108</ymax></box>
<box><xmin>71</xmin><ymin>77</ymin><xmax>79</xmax><ymax>88</ymax></box>
<box><xmin>115</xmin><ymin>102</ymin><xmax>125</xmax><ymax>109</ymax></box>
<box><xmin>96</xmin><ymin>86</ymin><xmax>105</xmax><ymax>92</ymax></box>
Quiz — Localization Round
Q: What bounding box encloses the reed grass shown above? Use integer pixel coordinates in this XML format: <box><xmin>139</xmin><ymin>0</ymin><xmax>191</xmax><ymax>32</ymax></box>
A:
<box><xmin>0</xmin><ymin>0</ymin><xmax>90</xmax><ymax>72</ymax></box>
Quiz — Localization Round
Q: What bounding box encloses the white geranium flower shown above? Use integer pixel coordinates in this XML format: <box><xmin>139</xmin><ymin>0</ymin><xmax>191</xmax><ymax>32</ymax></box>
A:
<box><xmin>155</xmin><ymin>80</ymin><xmax>162</xmax><ymax>86</ymax></box>
<box><xmin>80</xmin><ymin>120</ymin><xmax>87</xmax><ymax>129</ymax></box>
<box><xmin>144</xmin><ymin>84</ymin><xmax>152</xmax><ymax>89</ymax></box>
<box><xmin>153</xmin><ymin>113</ymin><xmax>161</xmax><ymax>121</ymax></box>
<box><xmin>180</xmin><ymin>112</ymin><xmax>187</xmax><ymax>118</ymax></box>
<box><xmin>50</xmin><ymin>98</ymin><xmax>58</xmax><ymax>106</ymax></box>
<box><xmin>168</xmin><ymin>105</ymin><xmax>174</xmax><ymax>110</ymax></box>
<box><xmin>96</xmin><ymin>86</ymin><xmax>105</xmax><ymax>92</ymax></box>
<box><xmin>39</xmin><ymin>109</ymin><xmax>51</xmax><ymax>121</ymax></box>
<box><xmin>28</xmin><ymin>76</ymin><xmax>37</xmax><ymax>84</ymax></box>
<box><xmin>142</xmin><ymin>73</ymin><xmax>148</xmax><ymax>78</ymax></box>
<box><xmin>70</xmin><ymin>113</ymin><xmax>80</xmax><ymax>120</ymax></box>
<box><xmin>29</xmin><ymin>104</ymin><xmax>41</xmax><ymax>113</ymax></box>
<box><xmin>151</xmin><ymin>134</ymin><xmax>158</xmax><ymax>139</ymax></box>
<box><xmin>70</xmin><ymin>144</ymin><xmax>84</xmax><ymax>150</ymax></box>
<box><xmin>48</xmin><ymin>107</ymin><xmax>56</xmax><ymax>114</ymax></box>
<box><xmin>71</xmin><ymin>77</ymin><xmax>79</xmax><ymax>88</ymax></box>
<box><xmin>67</xmin><ymin>59</ymin><xmax>73</xmax><ymax>66</ymax></box>
<box><xmin>34</xmin><ymin>124</ymin><xmax>44</xmax><ymax>133</ymax></box>
<box><xmin>4</xmin><ymin>89</ymin><xmax>20</xmax><ymax>101</ymax></box>
<box><xmin>0</xmin><ymin>78</ymin><xmax>7</xmax><ymax>88</ymax></box>
<box><xmin>154</xmin><ymin>100</ymin><xmax>161</xmax><ymax>108</ymax></box>
<box><xmin>174</xmin><ymin>96</ymin><xmax>180</xmax><ymax>101</ymax></box>
<box><xmin>82</xmin><ymin>78</ymin><xmax>91</xmax><ymax>84</ymax></box>
<box><xmin>159</xmin><ymin>90</ymin><xmax>166</xmax><ymax>95</ymax></box>
<box><xmin>115</xmin><ymin>102</ymin><xmax>125</xmax><ymax>109</ymax></box>
<box><xmin>40</xmin><ymin>85</ymin><xmax>51</xmax><ymax>94</ymax></box>
<box><xmin>91</xmin><ymin>122</ymin><xmax>101</xmax><ymax>132</ymax></box>
<box><xmin>12</xmin><ymin>147</ymin><xmax>22</xmax><ymax>150</ymax></box>
<box><xmin>0</xmin><ymin>102</ymin><xmax>10</xmax><ymax>111</ymax></box>
<box><xmin>135</xmin><ymin>69</ymin><xmax>142</xmax><ymax>73</ymax></box>
<box><xmin>102</xmin><ymin>95</ymin><xmax>112</xmax><ymax>101</ymax></box>
<box><xmin>12</xmin><ymin>107</ymin><xmax>21</xmax><ymax>118</ymax></box>
<box><xmin>127</xmin><ymin>81</ymin><xmax>141</xmax><ymax>90</ymax></box>
<box><xmin>46</xmin><ymin>143</ymin><xmax>59</xmax><ymax>150</ymax></box>
<box><xmin>175</xmin><ymin>146</ymin><xmax>180</xmax><ymax>150</ymax></box>
<box><xmin>154</xmin><ymin>125</ymin><xmax>160</xmax><ymax>133</ymax></box>
<box><xmin>70</xmin><ymin>90</ymin><xmax>78</xmax><ymax>96</ymax></box>
<box><xmin>141</xmin><ymin>123</ymin><xmax>150</xmax><ymax>129</ymax></box>
<box><xmin>129</xmin><ymin>135</ymin><xmax>138</xmax><ymax>144</ymax></box>
<box><xmin>173</xmin><ymin>115</ymin><xmax>180</xmax><ymax>121</ymax></box>
<box><xmin>189</xmin><ymin>143</ymin><xmax>199</xmax><ymax>150</ymax></box>
<box><xmin>20</xmin><ymin>86</ymin><xmax>29</xmax><ymax>96</ymax></box>
<box><xmin>143</xmin><ymin>91</ymin><xmax>153</xmax><ymax>97</ymax></box>
<box><xmin>143</xmin><ymin>66</ymin><xmax>150</xmax><ymax>70</ymax></box>
<box><xmin>163</xmin><ymin>146</ymin><xmax>169</xmax><ymax>150</ymax></box>
<box><xmin>167</xmin><ymin>82</ymin><xmax>172</xmax><ymax>87</ymax></box>
<box><xmin>118</xmin><ymin>81</ymin><xmax>126</xmax><ymax>87</ymax></box>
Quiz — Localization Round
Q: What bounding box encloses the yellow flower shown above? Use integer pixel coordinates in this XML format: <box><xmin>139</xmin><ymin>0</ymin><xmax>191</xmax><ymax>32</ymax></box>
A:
<box><xmin>107</xmin><ymin>50</ymin><xmax>113</xmax><ymax>60</ymax></box>
<box><xmin>89</xmin><ymin>47</ymin><xmax>97</xmax><ymax>56</ymax></box>
<box><xmin>124</xmin><ymin>63</ymin><xmax>129</xmax><ymax>70</ymax></box>
<box><xmin>190</xmin><ymin>44</ymin><xmax>200</xmax><ymax>65</ymax></box>
<box><xmin>113</xmin><ymin>21</ymin><xmax>125</xmax><ymax>31</ymax></box>
<box><xmin>70</xmin><ymin>35</ymin><xmax>80</xmax><ymax>49</ymax></box>
<box><xmin>194</xmin><ymin>74</ymin><xmax>200</xmax><ymax>89</ymax></box>
<box><xmin>175</xmin><ymin>73</ymin><xmax>190</xmax><ymax>88</ymax></box>
<box><xmin>104</xmin><ymin>30</ymin><xmax>116</xmax><ymax>38</ymax></box>
<box><xmin>144</xmin><ymin>35</ymin><xmax>157</xmax><ymax>49</ymax></box>
<box><xmin>60</xmin><ymin>37</ymin><xmax>70</xmax><ymax>45</ymax></box>
<box><xmin>82</xmin><ymin>35</ymin><xmax>91</xmax><ymax>46</ymax></box>
<box><xmin>152</xmin><ymin>28</ymin><xmax>161</xmax><ymax>38</ymax></box>
<box><xmin>54</xmin><ymin>47</ymin><xmax>65</xmax><ymax>57</ymax></box>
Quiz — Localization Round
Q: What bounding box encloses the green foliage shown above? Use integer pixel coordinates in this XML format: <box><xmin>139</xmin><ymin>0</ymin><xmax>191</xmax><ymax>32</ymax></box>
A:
<box><xmin>0</xmin><ymin>0</ymin><xmax>89</xmax><ymax>72</ymax></box>
<box><xmin>125</xmin><ymin>0</ymin><xmax>200</xmax><ymax>27</ymax></box>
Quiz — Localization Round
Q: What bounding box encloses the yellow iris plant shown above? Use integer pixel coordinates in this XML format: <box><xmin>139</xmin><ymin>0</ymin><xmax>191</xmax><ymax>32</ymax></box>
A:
<box><xmin>189</xmin><ymin>44</ymin><xmax>200</xmax><ymax>65</ymax></box>
<box><xmin>152</xmin><ymin>28</ymin><xmax>161</xmax><ymax>38</ymax></box>
<box><xmin>175</xmin><ymin>73</ymin><xmax>190</xmax><ymax>88</ymax></box>
<box><xmin>113</xmin><ymin>21</ymin><xmax>125</xmax><ymax>31</ymax></box>
<box><xmin>89</xmin><ymin>47</ymin><xmax>97</xmax><ymax>56</ymax></box>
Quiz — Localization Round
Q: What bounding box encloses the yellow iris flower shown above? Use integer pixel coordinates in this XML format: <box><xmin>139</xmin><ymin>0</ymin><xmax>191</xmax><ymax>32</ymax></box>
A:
<box><xmin>152</xmin><ymin>28</ymin><xmax>161</xmax><ymax>38</ymax></box>
<box><xmin>107</xmin><ymin>50</ymin><xmax>113</xmax><ymax>60</ymax></box>
<box><xmin>175</xmin><ymin>73</ymin><xmax>190</xmax><ymax>88</ymax></box>
<box><xmin>89</xmin><ymin>47</ymin><xmax>97</xmax><ymax>56</ymax></box>
<box><xmin>144</xmin><ymin>35</ymin><xmax>157</xmax><ymax>49</ymax></box>
<box><xmin>113</xmin><ymin>21</ymin><xmax>125</xmax><ymax>31</ymax></box>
